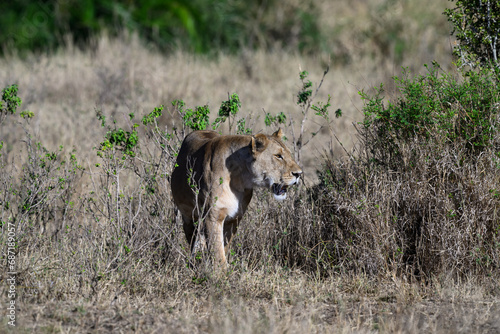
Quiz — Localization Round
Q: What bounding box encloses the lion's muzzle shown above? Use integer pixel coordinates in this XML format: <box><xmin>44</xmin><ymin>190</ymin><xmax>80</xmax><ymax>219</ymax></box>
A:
<box><xmin>271</xmin><ymin>170</ymin><xmax>301</xmax><ymax>200</ymax></box>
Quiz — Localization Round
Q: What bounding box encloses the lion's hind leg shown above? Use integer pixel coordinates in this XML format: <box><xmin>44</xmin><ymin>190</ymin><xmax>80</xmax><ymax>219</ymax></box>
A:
<box><xmin>223</xmin><ymin>218</ymin><xmax>239</xmax><ymax>259</ymax></box>
<box><xmin>182</xmin><ymin>215</ymin><xmax>207</xmax><ymax>261</ymax></box>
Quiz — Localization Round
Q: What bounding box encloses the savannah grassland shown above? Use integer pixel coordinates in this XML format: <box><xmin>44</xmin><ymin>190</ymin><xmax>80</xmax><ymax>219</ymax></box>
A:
<box><xmin>1</xmin><ymin>0</ymin><xmax>500</xmax><ymax>332</ymax></box>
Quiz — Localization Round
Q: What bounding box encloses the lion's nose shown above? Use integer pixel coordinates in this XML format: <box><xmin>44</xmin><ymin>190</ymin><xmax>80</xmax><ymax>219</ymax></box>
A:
<box><xmin>292</xmin><ymin>171</ymin><xmax>302</xmax><ymax>179</ymax></box>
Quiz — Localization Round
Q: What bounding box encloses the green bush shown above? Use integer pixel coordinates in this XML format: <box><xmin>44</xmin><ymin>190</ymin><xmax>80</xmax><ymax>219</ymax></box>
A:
<box><xmin>445</xmin><ymin>0</ymin><xmax>500</xmax><ymax>68</ymax></box>
<box><xmin>310</xmin><ymin>63</ymin><xmax>500</xmax><ymax>277</ymax></box>
<box><xmin>0</xmin><ymin>87</ymin><xmax>83</xmax><ymax>246</ymax></box>
<box><xmin>212</xmin><ymin>93</ymin><xmax>241</xmax><ymax>131</ymax></box>
<box><xmin>0</xmin><ymin>84</ymin><xmax>22</xmax><ymax>124</ymax></box>
<box><xmin>360</xmin><ymin>63</ymin><xmax>500</xmax><ymax>167</ymax></box>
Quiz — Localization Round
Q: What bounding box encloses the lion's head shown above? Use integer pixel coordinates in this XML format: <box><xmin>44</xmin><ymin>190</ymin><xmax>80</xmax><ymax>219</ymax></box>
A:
<box><xmin>250</xmin><ymin>129</ymin><xmax>302</xmax><ymax>200</ymax></box>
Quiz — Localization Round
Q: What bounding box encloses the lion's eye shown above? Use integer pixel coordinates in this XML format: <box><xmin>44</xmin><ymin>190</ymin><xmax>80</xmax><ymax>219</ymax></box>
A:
<box><xmin>275</xmin><ymin>154</ymin><xmax>283</xmax><ymax>160</ymax></box>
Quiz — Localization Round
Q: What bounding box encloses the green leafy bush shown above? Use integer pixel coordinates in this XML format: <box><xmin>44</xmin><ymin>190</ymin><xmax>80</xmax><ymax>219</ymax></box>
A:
<box><xmin>0</xmin><ymin>84</ymin><xmax>33</xmax><ymax>156</ymax></box>
<box><xmin>95</xmin><ymin>109</ymin><xmax>140</xmax><ymax>159</ymax></box>
<box><xmin>310</xmin><ymin>63</ymin><xmax>500</xmax><ymax>278</ymax></box>
<box><xmin>445</xmin><ymin>0</ymin><xmax>500</xmax><ymax>68</ymax></box>
<box><xmin>1</xmin><ymin>85</ymin><xmax>21</xmax><ymax>115</ymax></box>
<box><xmin>174</xmin><ymin>100</ymin><xmax>210</xmax><ymax>132</ymax></box>
<box><xmin>0</xmin><ymin>84</ymin><xmax>22</xmax><ymax>125</ymax></box>
<box><xmin>361</xmin><ymin>63</ymin><xmax>500</xmax><ymax>167</ymax></box>
<box><xmin>0</xmin><ymin>87</ymin><xmax>83</xmax><ymax>245</ymax></box>
<box><xmin>212</xmin><ymin>93</ymin><xmax>241</xmax><ymax>131</ymax></box>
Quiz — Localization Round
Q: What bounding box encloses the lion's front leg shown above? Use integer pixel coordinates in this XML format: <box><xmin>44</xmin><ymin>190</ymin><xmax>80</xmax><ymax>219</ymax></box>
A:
<box><xmin>206</xmin><ymin>209</ymin><xmax>228</xmax><ymax>270</ymax></box>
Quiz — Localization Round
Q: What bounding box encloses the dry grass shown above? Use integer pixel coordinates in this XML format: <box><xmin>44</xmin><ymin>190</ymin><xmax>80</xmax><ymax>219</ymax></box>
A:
<box><xmin>3</xmin><ymin>267</ymin><xmax>500</xmax><ymax>332</ymax></box>
<box><xmin>1</xmin><ymin>1</ymin><xmax>499</xmax><ymax>333</ymax></box>
<box><xmin>1</xmin><ymin>33</ymin><xmax>366</xmax><ymax>182</ymax></box>
<box><xmin>0</xmin><ymin>0</ymin><xmax>455</xmax><ymax>182</ymax></box>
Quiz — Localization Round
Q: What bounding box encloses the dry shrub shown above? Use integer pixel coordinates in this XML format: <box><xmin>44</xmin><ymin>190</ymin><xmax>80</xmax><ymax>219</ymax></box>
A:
<box><xmin>223</xmin><ymin>66</ymin><xmax>500</xmax><ymax>282</ymax></box>
<box><xmin>311</xmin><ymin>132</ymin><xmax>500</xmax><ymax>278</ymax></box>
<box><xmin>209</xmin><ymin>122</ymin><xmax>500</xmax><ymax>280</ymax></box>
<box><xmin>298</xmin><ymin>67</ymin><xmax>500</xmax><ymax>279</ymax></box>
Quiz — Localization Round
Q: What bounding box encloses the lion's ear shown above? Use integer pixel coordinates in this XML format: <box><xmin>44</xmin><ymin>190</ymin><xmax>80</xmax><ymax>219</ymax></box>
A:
<box><xmin>251</xmin><ymin>133</ymin><xmax>269</xmax><ymax>155</ymax></box>
<box><xmin>272</xmin><ymin>128</ymin><xmax>284</xmax><ymax>139</ymax></box>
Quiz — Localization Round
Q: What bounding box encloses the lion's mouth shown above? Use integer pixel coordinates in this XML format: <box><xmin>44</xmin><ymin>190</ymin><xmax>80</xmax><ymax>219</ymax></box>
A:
<box><xmin>272</xmin><ymin>183</ymin><xmax>288</xmax><ymax>199</ymax></box>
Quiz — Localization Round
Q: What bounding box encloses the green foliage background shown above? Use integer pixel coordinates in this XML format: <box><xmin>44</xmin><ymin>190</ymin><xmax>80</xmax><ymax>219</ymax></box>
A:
<box><xmin>0</xmin><ymin>0</ymin><xmax>322</xmax><ymax>54</ymax></box>
<box><xmin>445</xmin><ymin>0</ymin><xmax>500</xmax><ymax>68</ymax></box>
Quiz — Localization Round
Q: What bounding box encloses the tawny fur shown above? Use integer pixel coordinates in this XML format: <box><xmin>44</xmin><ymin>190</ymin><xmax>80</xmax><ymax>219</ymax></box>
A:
<box><xmin>171</xmin><ymin>129</ymin><xmax>302</xmax><ymax>269</ymax></box>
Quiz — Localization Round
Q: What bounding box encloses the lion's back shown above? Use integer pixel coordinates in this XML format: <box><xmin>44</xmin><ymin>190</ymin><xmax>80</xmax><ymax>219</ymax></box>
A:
<box><xmin>171</xmin><ymin>131</ymin><xmax>220</xmax><ymax>212</ymax></box>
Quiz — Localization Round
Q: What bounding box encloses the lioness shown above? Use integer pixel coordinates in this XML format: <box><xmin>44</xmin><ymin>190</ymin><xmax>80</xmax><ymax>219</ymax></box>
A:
<box><xmin>171</xmin><ymin>129</ymin><xmax>302</xmax><ymax>269</ymax></box>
